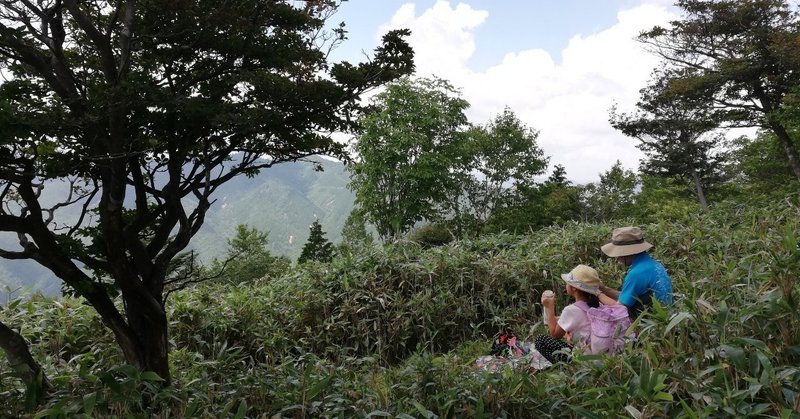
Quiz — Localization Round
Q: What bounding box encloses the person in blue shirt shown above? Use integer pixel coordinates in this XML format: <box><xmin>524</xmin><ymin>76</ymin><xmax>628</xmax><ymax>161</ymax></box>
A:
<box><xmin>597</xmin><ymin>226</ymin><xmax>673</xmax><ymax>319</ymax></box>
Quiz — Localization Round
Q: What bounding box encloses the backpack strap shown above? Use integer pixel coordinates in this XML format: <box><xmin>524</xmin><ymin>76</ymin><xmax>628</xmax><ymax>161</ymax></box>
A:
<box><xmin>573</xmin><ymin>301</ymin><xmax>590</xmax><ymax>313</ymax></box>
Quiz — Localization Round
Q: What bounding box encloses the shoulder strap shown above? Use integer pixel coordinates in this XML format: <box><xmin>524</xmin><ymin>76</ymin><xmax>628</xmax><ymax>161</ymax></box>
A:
<box><xmin>573</xmin><ymin>301</ymin><xmax>590</xmax><ymax>313</ymax></box>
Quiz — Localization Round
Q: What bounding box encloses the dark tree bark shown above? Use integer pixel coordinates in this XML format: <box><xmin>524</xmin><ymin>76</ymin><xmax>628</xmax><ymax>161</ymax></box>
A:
<box><xmin>691</xmin><ymin>168</ymin><xmax>709</xmax><ymax>210</ymax></box>
<box><xmin>0</xmin><ymin>320</ymin><xmax>50</xmax><ymax>402</ymax></box>
<box><xmin>769</xmin><ymin>122</ymin><xmax>800</xmax><ymax>182</ymax></box>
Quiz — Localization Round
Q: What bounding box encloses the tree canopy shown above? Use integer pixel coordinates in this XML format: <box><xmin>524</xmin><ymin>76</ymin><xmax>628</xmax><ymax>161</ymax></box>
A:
<box><xmin>610</xmin><ymin>70</ymin><xmax>726</xmax><ymax>209</ymax></box>
<box><xmin>580</xmin><ymin>161</ymin><xmax>638</xmax><ymax>222</ymax></box>
<box><xmin>459</xmin><ymin>107</ymin><xmax>548</xmax><ymax>235</ymax></box>
<box><xmin>347</xmin><ymin>77</ymin><xmax>470</xmax><ymax>241</ymax></box>
<box><xmin>337</xmin><ymin>209</ymin><xmax>374</xmax><ymax>257</ymax></box>
<box><xmin>0</xmin><ymin>0</ymin><xmax>413</xmax><ymax>383</ymax></box>
<box><xmin>207</xmin><ymin>224</ymin><xmax>289</xmax><ymax>285</ymax></box>
<box><xmin>639</xmin><ymin>0</ymin><xmax>800</xmax><ymax>180</ymax></box>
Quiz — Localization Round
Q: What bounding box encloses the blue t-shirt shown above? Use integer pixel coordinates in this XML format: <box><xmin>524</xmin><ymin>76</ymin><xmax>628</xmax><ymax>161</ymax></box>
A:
<box><xmin>618</xmin><ymin>252</ymin><xmax>673</xmax><ymax>318</ymax></box>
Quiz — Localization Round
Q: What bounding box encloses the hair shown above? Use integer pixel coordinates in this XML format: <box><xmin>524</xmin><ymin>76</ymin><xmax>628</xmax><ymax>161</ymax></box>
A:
<box><xmin>575</xmin><ymin>289</ymin><xmax>600</xmax><ymax>308</ymax></box>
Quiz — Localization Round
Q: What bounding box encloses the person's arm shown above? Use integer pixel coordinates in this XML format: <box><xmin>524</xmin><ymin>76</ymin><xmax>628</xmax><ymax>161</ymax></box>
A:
<box><xmin>599</xmin><ymin>283</ymin><xmax>620</xmax><ymax>300</ymax></box>
<box><xmin>542</xmin><ymin>297</ymin><xmax>567</xmax><ymax>339</ymax></box>
<box><xmin>598</xmin><ymin>291</ymin><xmax>620</xmax><ymax>306</ymax></box>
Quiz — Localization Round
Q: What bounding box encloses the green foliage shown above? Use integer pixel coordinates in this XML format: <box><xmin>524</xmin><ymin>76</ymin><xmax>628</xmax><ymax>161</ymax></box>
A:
<box><xmin>631</xmin><ymin>176</ymin><xmax>701</xmax><ymax>224</ymax></box>
<box><xmin>581</xmin><ymin>161</ymin><xmax>639</xmax><ymax>222</ymax></box>
<box><xmin>482</xmin><ymin>165</ymin><xmax>582</xmax><ymax>234</ymax></box>
<box><xmin>610</xmin><ymin>69</ymin><xmax>726</xmax><ymax>208</ymax></box>
<box><xmin>724</xmin><ymin>132</ymin><xmax>800</xmax><ymax>198</ymax></box>
<box><xmin>208</xmin><ymin>225</ymin><xmax>289</xmax><ymax>284</ymax></box>
<box><xmin>2</xmin><ymin>198</ymin><xmax>800</xmax><ymax>416</ymax></box>
<box><xmin>540</xmin><ymin>165</ymin><xmax>582</xmax><ymax>225</ymax></box>
<box><xmin>348</xmin><ymin>77</ymin><xmax>471</xmax><ymax>241</ymax></box>
<box><xmin>0</xmin><ymin>0</ymin><xmax>413</xmax><ymax>380</ymax></box>
<box><xmin>640</xmin><ymin>0</ymin><xmax>800</xmax><ymax>180</ymax></box>
<box><xmin>337</xmin><ymin>209</ymin><xmax>375</xmax><ymax>257</ymax></box>
<box><xmin>298</xmin><ymin>221</ymin><xmax>335</xmax><ymax>264</ymax></box>
<box><xmin>408</xmin><ymin>223</ymin><xmax>454</xmax><ymax>247</ymax></box>
<box><xmin>457</xmin><ymin>108</ymin><xmax>549</xmax><ymax>236</ymax></box>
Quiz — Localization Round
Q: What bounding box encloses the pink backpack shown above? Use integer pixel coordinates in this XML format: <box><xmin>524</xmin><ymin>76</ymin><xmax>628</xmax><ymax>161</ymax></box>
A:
<box><xmin>575</xmin><ymin>302</ymin><xmax>634</xmax><ymax>355</ymax></box>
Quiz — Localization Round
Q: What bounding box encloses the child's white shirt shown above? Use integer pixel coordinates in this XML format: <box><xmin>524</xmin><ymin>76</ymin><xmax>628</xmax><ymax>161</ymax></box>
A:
<box><xmin>557</xmin><ymin>303</ymin><xmax>592</xmax><ymax>342</ymax></box>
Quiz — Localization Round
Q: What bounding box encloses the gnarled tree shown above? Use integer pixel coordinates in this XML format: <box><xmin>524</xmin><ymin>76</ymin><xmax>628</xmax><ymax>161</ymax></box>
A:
<box><xmin>0</xmin><ymin>0</ymin><xmax>412</xmax><ymax>383</ymax></box>
<box><xmin>639</xmin><ymin>0</ymin><xmax>800</xmax><ymax>181</ymax></box>
<box><xmin>610</xmin><ymin>70</ymin><xmax>725</xmax><ymax>209</ymax></box>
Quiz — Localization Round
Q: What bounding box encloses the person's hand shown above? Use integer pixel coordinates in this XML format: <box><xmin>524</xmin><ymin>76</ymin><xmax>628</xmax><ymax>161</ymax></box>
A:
<box><xmin>541</xmin><ymin>290</ymin><xmax>556</xmax><ymax>308</ymax></box>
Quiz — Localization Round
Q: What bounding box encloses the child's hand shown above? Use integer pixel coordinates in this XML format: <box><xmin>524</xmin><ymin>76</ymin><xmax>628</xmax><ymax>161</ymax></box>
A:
<box><xmin>541</xmin><ymin>290</ymin><xmax>555</xmax><ymax>308</ymax></box>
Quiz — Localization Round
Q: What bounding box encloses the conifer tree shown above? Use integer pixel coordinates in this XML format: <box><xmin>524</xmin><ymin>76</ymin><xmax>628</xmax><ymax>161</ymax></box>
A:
<box><xmin>298</xmin><ymin>221</ymin><xmax>334</xmax><ymax>264</ymax></box>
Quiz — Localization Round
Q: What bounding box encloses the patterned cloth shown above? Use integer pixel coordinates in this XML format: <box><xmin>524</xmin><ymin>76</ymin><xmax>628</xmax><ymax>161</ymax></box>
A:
<box><xmin>533</xmin><ymin>335</ymin><xmax>574</xmax><ymax>364</ymax></box>
<box><xmin>476</xmin><ymin>340</ymin><xmax>553</xmax><ymax>372</ymax></box>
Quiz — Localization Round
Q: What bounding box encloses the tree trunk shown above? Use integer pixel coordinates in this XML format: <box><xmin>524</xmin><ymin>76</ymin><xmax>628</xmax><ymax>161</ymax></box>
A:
<box><xmin>749</xmin><ymin>84</ymin><xmax>800</xmax><ymax>182</ymax></box>
<box><xmin>122</xmin><ymin>295</ymin><xmax>171</xmax><ymax>386</ymax></box>
<box><xmin>690</xmin><ymin>169</ymin><xmax>709</xmax><ymax>210</ymax></box>
<box><xmin>85</xmin><ymin>279</ymin><xmax>171</xmax><ymax>385</ymax></box>
<box><xmin>64</xmin><ymin>274</ymin><xmax>172</xmax><ymax>384</ymax></box>
<box><xmin>0</xmin><ymin>320</ymin><xmax>50</xmax><ymax>403</ymax></box>
<box><xmin>769</xmin><ymin>122</ymin><xmax>800</xmax><ymax>182</ymax></box>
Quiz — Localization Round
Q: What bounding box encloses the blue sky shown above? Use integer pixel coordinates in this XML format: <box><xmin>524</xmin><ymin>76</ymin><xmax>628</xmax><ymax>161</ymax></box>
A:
<box><xmin>332</xmin><ymin>0</ymin><xmax>651</xmax><ymax>70</ymax></box>
<box><xmin>326</xmin><ymin>0</ymin><xmax>680</xmax><ymax>183</ymax></box>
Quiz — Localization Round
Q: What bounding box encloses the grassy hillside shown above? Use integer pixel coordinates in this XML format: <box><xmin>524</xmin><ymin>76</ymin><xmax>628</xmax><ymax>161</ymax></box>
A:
<box><xmin>1</xmin><ymin>197</ymin><xmax>798</xmax><ymax>417</ymax></box>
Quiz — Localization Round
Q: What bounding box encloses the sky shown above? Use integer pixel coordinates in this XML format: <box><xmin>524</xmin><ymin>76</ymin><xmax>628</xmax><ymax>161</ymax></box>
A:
<box><xmin>326</xmin><ymin>0</ymin><xmax>680</xmax><ymax>184</ymax></box>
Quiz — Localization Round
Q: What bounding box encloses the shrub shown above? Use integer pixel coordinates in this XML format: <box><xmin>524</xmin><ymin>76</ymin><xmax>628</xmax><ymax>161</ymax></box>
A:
<box><xmin>2</xmin><ymin>196</ymin><xmax>799</xmax><ymax>416</ymax></box>
<box><xmin>408</xmin><ymin>223</ymin><xmax>455</xmax><ymax>247</ymax></box>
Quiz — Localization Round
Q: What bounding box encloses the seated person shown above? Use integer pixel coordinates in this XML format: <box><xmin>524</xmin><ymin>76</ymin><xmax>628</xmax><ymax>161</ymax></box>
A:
<box><xmin>597</xmin><ymin>227</ymin><xmax>673</xmax><ymax>319</ymax></box>
<box><xmin>535</xmin><ymin>264</ymin><xmax>601</xmax><ymax>363</ymax></box>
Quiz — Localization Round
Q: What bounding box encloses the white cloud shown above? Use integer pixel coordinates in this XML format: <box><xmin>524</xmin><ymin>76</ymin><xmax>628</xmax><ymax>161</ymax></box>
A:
<box><xmin>379</xmin><ymin>2</ymin><xmax>487</xmax><ymax>80</ymax></box>
<box><xmin>377</xmin><ymin>1</ymin><xmax>677</xmax><ymax>183</ymax></box>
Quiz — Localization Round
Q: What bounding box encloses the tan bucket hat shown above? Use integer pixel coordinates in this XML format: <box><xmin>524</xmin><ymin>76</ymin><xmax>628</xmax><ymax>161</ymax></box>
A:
<box><xmin>601</xmin><ymin>226</ymin><xmax>653</xmax><ymax>257</ymax></box>
<box><xmin>560</xmin><ymin>264</ymin><xmax>601</xmax><ymax>295</ymax></box>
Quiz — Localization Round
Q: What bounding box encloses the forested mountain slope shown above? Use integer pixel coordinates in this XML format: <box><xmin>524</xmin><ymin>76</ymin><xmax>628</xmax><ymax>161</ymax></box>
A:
<box><xmin>0</xmin><ymin>158</ymin><xmax>354</xmax><ymax>300</ymax></box>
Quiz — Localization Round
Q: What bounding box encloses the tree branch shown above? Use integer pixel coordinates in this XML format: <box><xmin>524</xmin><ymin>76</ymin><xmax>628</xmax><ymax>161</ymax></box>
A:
<box><xmin>62</xmin><ymin>0</ymin><xmax>117</xmax><ymax>80</ymax></box>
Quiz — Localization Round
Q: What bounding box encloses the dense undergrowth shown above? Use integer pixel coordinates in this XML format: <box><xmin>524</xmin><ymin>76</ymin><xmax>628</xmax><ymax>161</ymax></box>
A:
<box><xmin>1</xmin><ymin>198</ymin><xmax>800</xmax><ymax>417</ymax></box>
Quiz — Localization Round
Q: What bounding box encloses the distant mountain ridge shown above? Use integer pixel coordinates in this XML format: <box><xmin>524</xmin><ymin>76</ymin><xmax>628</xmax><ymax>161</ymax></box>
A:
<box><xmin>0</xmin><ymin>157</ymin><xmax>355</xmax><ymax>300</ymax></box>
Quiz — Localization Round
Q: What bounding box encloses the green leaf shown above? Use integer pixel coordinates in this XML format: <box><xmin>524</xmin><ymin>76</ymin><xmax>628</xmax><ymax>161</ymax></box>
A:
<box><xmin>411</xmin><ymin>400</ymin><xmax>437</xmax><ymax>419</ymax></box>
<box><xmin>655</xmin><ymin>391</ymin><xmax>674</xmax><ymax>401</ymax></box>
<box><xmin>233</xmin><ymin>399</ymin><xmax>247</xmax><ymax>419</ymax></box>
<box><xmin>664</xmin><ymin>312</ymin><xmax>693</xmax><ymax>335</ymax></box>
<box><xmin>720</xmin><ymin>344</ymin><xmax>746</xmax><ymax>368</ymax></box>
<box><xmin>624</xmin><ymin>405</ymin><xmax>642</xmax><ymax>419</ymax></box>
<box><xmin>82</xmin><ymin>392</ymin><xmax>97</xmax><ymax>415</ymax></box>
<box><xmin>568</xmin><ymin>405</ymin><xmax>603</xmax><ymax>419</ymax></box>
<box><xmin>306</xmin><ymin>375</ymin><xmax>332</xmax><ymax>401</ymax></box>
<box><xmin>735</xmin><ymin>337</ymin><xmax>769</xmax><ymax>351</ymax></box>
<box><xmin>140</xmin><ymin>371</ymin><xmax>163</xmax><ymax>382</ymax></box>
